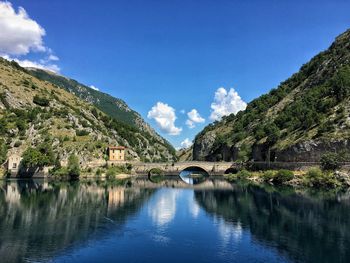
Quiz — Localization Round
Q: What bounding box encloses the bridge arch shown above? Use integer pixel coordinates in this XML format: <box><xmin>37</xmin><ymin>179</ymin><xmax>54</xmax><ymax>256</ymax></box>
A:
<box><xmin>148</xmin><ymin>167</ymin><xmax>164</xmax><ymax>177</ymax></box>
<box><xmin>180</xmin><ymin>166</ymin><xmax>210</xmax><ymax>175</ymax></box>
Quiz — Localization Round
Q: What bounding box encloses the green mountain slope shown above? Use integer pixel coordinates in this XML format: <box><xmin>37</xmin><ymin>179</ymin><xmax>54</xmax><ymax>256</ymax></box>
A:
<box><xmin>0</xmin><ymin>58</ymin><xmax>176</xmax><ymax>166</ymax></box>
<box><xmin>193</xmin><ymin>29</ymin><xmax>350</xmax><ymax>162</ymax></box>
<box><xmin>27</xmin><ymin>68</ymin><xmax>171</xmax><ymax>143</ymax></box>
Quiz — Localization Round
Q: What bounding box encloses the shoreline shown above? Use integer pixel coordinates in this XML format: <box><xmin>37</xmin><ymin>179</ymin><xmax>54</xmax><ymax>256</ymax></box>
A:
<box><xmin>2</xmin><ymin>168</ymin><xmax>350</xmax><ymax>191</ymax></box>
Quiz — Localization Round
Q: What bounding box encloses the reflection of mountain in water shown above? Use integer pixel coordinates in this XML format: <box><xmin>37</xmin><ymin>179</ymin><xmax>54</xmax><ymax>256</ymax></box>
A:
<box><xmin>195</xmin><ymin>184</ymin><xmax>350</xmax><ymax>263</ymax></box>
<box><xmin>0</xmin><ymin>180</ymin><xmax>155</xmax><ymax>263</ymax></box>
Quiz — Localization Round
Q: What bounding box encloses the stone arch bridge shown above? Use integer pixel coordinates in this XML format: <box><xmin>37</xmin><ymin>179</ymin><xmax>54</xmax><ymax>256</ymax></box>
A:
<box><xmin>131</xmin><ymin>161</ymin><xmax>241</xmax><ymax>176</ymax></box>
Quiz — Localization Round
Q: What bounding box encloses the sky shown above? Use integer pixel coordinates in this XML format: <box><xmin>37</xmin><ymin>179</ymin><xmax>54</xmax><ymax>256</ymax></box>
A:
<box><xmin>0</xmin><ymin>0</ymin><xmax>350</xmax><ymax>149</ymax></box>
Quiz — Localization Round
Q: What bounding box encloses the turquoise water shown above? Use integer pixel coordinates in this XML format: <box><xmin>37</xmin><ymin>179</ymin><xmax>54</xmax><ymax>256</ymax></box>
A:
<box><xmin>0</xmin><ymin>179</ymin><xmax>349</xmax><ymax>263</ymax></box>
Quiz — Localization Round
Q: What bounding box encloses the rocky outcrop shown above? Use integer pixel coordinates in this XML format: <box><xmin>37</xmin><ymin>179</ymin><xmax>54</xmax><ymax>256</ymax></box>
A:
<box><xmin>273</xmin><ymin>140</ymin><xmax>350</xmax><ymax>162</ymax></box>
<box><xmin>193</xmin><ymin>132</ymin><xmax>239</xmax><ymax>161</ymax></box>
<box><xmin>193</xmin><ymin>131</ymin><xmax>216</xmax><ymax>161</ymax></box>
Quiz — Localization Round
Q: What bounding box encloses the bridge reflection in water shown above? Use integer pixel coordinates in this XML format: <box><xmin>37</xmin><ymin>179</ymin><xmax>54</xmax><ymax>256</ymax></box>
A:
<box><xmin>179</xmin><ymin>166</ymin><xmax>209</xmax><ymax>185</ymax></box>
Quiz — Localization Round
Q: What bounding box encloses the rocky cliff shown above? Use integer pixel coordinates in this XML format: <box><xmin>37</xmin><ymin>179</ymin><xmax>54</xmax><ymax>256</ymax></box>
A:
<box><xmin>193</xmin><ymin>29</ymin><xmax>350</xmax><ymax>162</ymax></box>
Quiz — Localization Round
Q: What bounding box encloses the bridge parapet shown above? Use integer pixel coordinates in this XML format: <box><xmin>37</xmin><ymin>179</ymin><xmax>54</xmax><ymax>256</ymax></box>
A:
<box><xmin>132</xmin><ymin>161</ymin><xmax>237</xmax><ymax>175</ymax></box>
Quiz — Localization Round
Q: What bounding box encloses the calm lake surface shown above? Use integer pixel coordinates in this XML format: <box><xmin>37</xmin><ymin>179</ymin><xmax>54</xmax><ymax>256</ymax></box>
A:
<box><xmin>1</xmin><ymin>178</ymin><xmax>350</xmax><ymax>263</ymax></box>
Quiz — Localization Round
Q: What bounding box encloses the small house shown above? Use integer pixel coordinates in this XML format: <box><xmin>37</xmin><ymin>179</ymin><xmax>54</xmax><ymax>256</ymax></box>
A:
<box><xmin>108</xmin><ymin>146</ymin><xmax>125</xmax><ymax>161</ymax></box>
<box><xmin>7</xmin><ymin>153</ymin><xmax>22</xmax><ymax>174</ymax></box>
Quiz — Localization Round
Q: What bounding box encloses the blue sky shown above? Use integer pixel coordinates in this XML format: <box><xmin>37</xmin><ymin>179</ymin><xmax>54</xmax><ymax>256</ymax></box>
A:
<box><xmin>1</xmin><ymin>0</ymin><xmax>350</xmax><ymax>148</ymax></box>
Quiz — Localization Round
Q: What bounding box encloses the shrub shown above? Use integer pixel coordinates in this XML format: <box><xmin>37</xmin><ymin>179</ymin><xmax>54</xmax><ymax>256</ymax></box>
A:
<box><xmin>305</xmin><ymin>168</ymin><xmax>340</xmax><ymax>188</ymax></box>
<box><xmin>96</xmin><ymin>168</ymin><xmax>102</xmax><ymax>177</ymax></box>
<box><xmin>106</xmin><ymin>167</ymin><xmax>117</xmax><ymax>179</ymax></box>
<box><xmin>16</xmin><ymin>119</ymin><xmax>26</xmax><ymax>132</ymax></box>
<box><xmin>51</xmin><ymin>167</ymin><xmax>68</xmax><ymax>177</ymax></box>
<box><xmin>14</xmin><ymin>141</ymin><xmax>22</xmax><ymax>147</ymax></box>
<box><xmin>76</xmin><ymin>129</ymin><xmax>89</xmax><ymax>136</ymax></box>
<box><xmin>67</xmin><ymin>154</ymin><xmax>80</xmax><ymax>179</ymax></box>
<box><xmin>106</xmin><ymin>165</ymin><xmax>128</xmax><ymax>180</ymax></box>
<box><xmin>261</xmin><ymin>170</ymin><xmax>276</xmax><ymax>182</ymax></box>
<box><xmin>80</xmin><ymin>120</ymin><xmax>89</xmax><ymax>128</ymax></box>
<box><xmin>126</xmin><ymin>163</ymin><xmax>133</xmax><ymax>171</ymax></box>
<box><xmin>91</xmin><ymin>107</ymin><xmax>99</xmax><ymax>118</ymax></box>
<box><xmin>273</xmin><ymin>170</ymin><xmax>294</xmax><ymax>184</ymax></box>
<box><xmin>224</xmin><ymin>173</ymin><xmax>238</xmax><ymax>182</ymax></box>
<box><xmin>236</xmin><ymin>169</ymin><xmax>251</xmax><ymax>179</ymax></box>
<box><xmin>306</xmin><ymin>167</ymin><xmax>323</xmax><ymax>179</ymax></box>
<box><xmin>33</xmin><ymin>95</ymin><xmax>50</xmax><ymax>107</ymax></box>
<box><xmin>225</xmin><ymin>169</ymin><xmax>251</xmax><ymax>182</ymax></box>
<box><xmin>0</xmin><ymin>139</ymin><xmax>7</xmax><ymax>164</ymax></box>
<box><xmin>320</xmin><ymin>152</ymin><xmax>340</xmax><ymax>171</ymax></box>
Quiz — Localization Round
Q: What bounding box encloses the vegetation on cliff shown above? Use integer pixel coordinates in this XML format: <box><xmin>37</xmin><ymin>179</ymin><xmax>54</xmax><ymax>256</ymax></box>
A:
<box><xmin>194</xmin><ymin>29</ymin><xmax>350</xmax><ymax>162</ymax></box>
<box><xmin>0</xmin><ymin>57</ymin><xmax>176</xmax><ymax>168</ymax></box>
<box><xmin>27</xmin><ymin>67</ymin><xmax>175</xmax><ymax>157</ymax></box>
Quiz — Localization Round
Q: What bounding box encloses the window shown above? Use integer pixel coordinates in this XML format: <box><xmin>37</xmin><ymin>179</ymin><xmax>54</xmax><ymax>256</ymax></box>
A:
<box><xmin>12</xmin><ymin>163</ymin><xmax>17</xmax><ymax>169</ymax></box>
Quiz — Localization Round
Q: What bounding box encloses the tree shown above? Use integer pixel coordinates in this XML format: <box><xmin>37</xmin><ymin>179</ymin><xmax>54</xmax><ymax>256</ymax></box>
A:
<box><xmin>264</xmin><ymin>123</ymin><xmax>280</xmax><ymax>146</ymax></box>
<box><xmin>273</xmin><ymin>170</ymin><xmax>294</xmax><ymax>184</ymax></box>
<box><xmin>21</xmin><ymin>143</ymin><xmax>55</xmax><ymax>168</ymax></box>
<box><xmin>67</xmin><ymin>154</ymin><xmax>80</xmax><ymax>179</ymax></box>
<box><xmin>331</xmin><ymin>66</ymin><xmax>350</xmax><ymax>102</ymax></box>
<box><xmin>0</xmin><ymin>139</ymin><xmax>7</xmax><ymax>164</ymax></box>
<box><xmin>320</xmin><ymin>152</ymin><xmax>341</xmax><ymax>171</ymax></box>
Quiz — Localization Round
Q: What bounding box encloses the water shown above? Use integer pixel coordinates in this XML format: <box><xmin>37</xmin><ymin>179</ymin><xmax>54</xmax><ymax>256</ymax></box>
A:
<box><xmin>0</xmin><ymin>178</ymin><xmax>350</xmax><ymax>263</ymax></box>
<box><xmin>179</xmin><ymin>168</ymin><xmax>209</xmax><ymax>184</ymax></box>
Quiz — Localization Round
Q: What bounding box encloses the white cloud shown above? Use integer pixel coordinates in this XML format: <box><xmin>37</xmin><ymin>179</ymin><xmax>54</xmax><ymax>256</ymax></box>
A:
<box><xmin>148</xmin><ymin>189</ymin><xmax>179</xmax><ymax>227</ymax></box>
<box><xmin>147</xmin><ymin>102</ymin><xmax>182</xmax><ymax>135</ymax></box>
<box><xmin>185</xmin><ymin>119</ymin><xmax>195</xmax><ymax>129</ymax></box>
<box><xmin>216</xmin><ymin>217</ymin><xmax>242</xmax><ymax>246</ymax></box>
<box><xmin>0</xmin><ymin>3</ymin><xmax>59</xmax><ymax>72</ymax></box>
<box><xmin>0</xmin><ymin>2</ymin><xmax>46</xmax><ymax>56</ymax></box>
<box><xmin>90</xmin><ymin>85</ymin><xmax>99</xmax><ymax>91</ymax></box>
<box><xmin>48</xmin><ymin>54</ymin><xmax>59</xmax><ymax>61</ymax></box>
<box><xmin>180</xmin><ymin>138</ymin><xmax>193</xmax><ymax>148</ymax></box>
<box><xmin>189</xmin><ymin>192</ymin><xmax>200</xmax><ymax>218</ymax></box>
<box><xmin>210</xmin><ymin>87</ymin><xmax>247</xmax><ymax>121</ymax></box>
<box><xmin>186</xmin><ymin>109</ymin><xmax>205</xmax><ymax>128</ymax></box>
<box><xmin>8</xmin><ymin>57</ymin><xmax>60</xmax><ymax>73</ymax></box>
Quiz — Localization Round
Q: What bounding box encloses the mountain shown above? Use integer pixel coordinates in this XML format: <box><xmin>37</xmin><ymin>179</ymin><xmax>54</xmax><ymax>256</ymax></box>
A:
<box><xmin>26</xmin><ymin>68</ymin><xmax>170</xmax><ymax>146</ymax></box>
<box><xmin>176</xmin><ymin>147</ymin><xmax>193</xmax><ymax>162</ymax></box>
<box><xmin>0</xmin><ymin>58</ymin><xmax>176</xmax><ymax>166</ymax></box>
<box><xmin>193</xmin><ymin>29</ymin><xmax>350</xmax><ymax>162</ymax></box>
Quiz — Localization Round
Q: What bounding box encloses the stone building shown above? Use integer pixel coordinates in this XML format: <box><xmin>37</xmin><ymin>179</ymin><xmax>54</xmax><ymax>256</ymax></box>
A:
<box><xmin>108</xmin><ymin>146</ymin><xmax>125</xmax><ymax>161</ymax></box>
<box><xmin>7</xmin><ymin>153</ymin><xmax>22</xmax><ymax>175</ymax></box>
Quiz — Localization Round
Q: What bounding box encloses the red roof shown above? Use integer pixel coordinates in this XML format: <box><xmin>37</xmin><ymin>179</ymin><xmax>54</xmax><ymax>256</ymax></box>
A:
<box><xmin>108</xmin><ymin>146</ymin><xmax>125</xmax><ymax>150</ymax></box>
